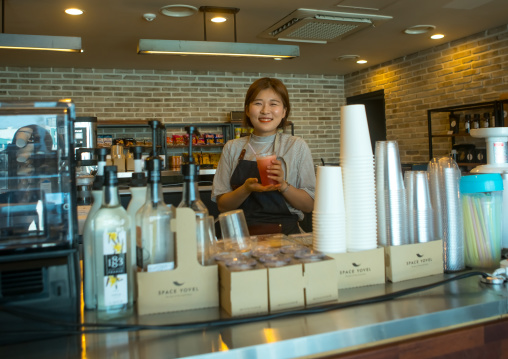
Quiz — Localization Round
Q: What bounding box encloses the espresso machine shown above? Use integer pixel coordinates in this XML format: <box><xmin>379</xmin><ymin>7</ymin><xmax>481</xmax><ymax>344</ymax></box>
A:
<box><xmin>0</xmin><ymin>100</ymin><xmax>80</xmax><ymax>345</ymax></box>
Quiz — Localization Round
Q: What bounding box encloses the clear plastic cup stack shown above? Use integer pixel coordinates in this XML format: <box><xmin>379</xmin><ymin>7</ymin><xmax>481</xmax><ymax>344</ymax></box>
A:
<box><xmin>375</xmin><ymin>141</ymin><xmax>408</xmax><ymax>246</ymax></box>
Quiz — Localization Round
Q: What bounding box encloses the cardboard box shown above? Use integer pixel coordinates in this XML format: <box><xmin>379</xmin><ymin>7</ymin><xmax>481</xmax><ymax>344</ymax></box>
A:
<box><xmin>266</xmin><ymin>262</ymin><xmax>305</xmax><ymax>312</ymax></box>
<box><xmin>385</xmin><ymin>240</ymin><xmax>444</xmax><ymax>282</ymax></box>
<box><xmin>219</xmin><ymin>255</ymin><xmax>338</xmax><ymax>316</ymax></box>
<box><xmin>302</xmin><ymin>256</ymin><xmax>339</xmax><ymax>306</ymax></box>
<box><xmin>219</xmin><ymin>263</ymin><xmax>269</xmax><ymax>317</ymax></box>
<box><xmin>328</xmin><ymin>247</ymin><xmax>385</xmax><ymax>290</ymax></box>
<box><xmin>136</xmin><ymin>208</ymin><xmax>219</xmax><ymax>316</ymax></box>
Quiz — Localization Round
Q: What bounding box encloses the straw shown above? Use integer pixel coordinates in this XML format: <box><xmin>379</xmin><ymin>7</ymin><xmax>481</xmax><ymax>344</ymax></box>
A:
<box><xmin>462</xmin><ymin>193</ymin><xmax>501</xmax><ymax>268</ymax></box>
<box><xmin>247</xmin><ymin>142</ymin><xmax>257</xmax><ymax>155</ymax></box>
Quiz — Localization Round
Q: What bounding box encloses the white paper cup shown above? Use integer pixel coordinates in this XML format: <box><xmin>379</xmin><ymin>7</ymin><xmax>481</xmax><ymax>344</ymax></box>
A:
<box><xmin>340</xmin><ymin>104</ymin><xmax>373</xmax><ymax>158</ymax></box>
<box><xmin>314</xmin><ymin>166</ymin><xmax>345</xmax><ymax>213</ymax></box>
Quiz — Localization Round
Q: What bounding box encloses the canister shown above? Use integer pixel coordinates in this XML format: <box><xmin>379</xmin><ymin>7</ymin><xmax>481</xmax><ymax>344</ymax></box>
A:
<box><xmin>460</xmin><ymin>174</ymin><xmax>504</xmax><ymax>268</ymax></box>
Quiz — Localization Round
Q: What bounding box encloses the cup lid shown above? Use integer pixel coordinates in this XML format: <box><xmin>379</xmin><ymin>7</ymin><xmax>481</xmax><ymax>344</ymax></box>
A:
<box><xmin>459</xmin><ymin>173</ymin><xmax>503</xmax><ymax>193</ymax></box>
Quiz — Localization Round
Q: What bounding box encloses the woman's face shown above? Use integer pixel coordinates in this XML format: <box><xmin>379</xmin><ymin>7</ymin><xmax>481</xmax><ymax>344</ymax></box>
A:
<box><xmin>246</xmin><ymin>88</ymin><xmax>287</xmax><ymax>137</ymax></box>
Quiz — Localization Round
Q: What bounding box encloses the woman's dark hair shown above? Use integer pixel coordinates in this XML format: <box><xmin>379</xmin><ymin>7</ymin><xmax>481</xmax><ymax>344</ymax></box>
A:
<box><xmin>243</xmin><ymin>77</ymin><xmax>290</xmax><ymax>129</ymax></box>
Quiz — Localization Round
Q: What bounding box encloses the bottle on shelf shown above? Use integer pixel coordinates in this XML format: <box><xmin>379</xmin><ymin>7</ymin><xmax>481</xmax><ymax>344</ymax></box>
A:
<box><xmin>136</xmin><ymin>120</ymin><xmax>176</xmax><ymax>273</ymax></box>
<box><xmin>464</xmin><ymin>114</ymin><xmax>471</xmax><ymax>134</ymax></box>
<box><xmin>472</xmin><ymin>114</ymin><xmax>480</xmax><ymax>129</ymax></box>
<box><xmin>93</xmin><ymin>166</ymin><xmax>133</xmax><ymax>316</ymax></box>
<box><xmin>482</xmin><ymin>113</ymin><xmax>490</xmax><ymax>128</ymax></box>
<box><xmin>82</xmin><ymin>147</ymin><xmax>108</xmax><ymax>310</ymax></box>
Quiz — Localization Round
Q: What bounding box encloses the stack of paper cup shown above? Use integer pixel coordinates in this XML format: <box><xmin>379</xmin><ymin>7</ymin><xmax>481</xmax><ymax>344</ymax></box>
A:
<box><xmin>340</xmin><ymin>104</ymin><xmax>377</xmax><ymax>252</ymax></box>
<box><xmin>312</xmin><ymin>165</ymin><xmax>347</xmax><ymax>253</ymax></box>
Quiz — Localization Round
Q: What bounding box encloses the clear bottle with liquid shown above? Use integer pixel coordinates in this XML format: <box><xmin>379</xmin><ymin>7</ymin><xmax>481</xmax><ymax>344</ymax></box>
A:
<box><xmin>93</xmin><ymin>166</ymin><xmax>133</xmax><ymax>315</ymax></box>
<box><xmin>136</xmin><ymin>157</ymin><xmax>176</xmax><ymax>272</ymax></box>
<box><xmin>126</xmin><ymin>170</ymin><xmax>146</xmax><ymax>293</ymax></box>
<box><xmin>82</xmin><ymin>147</ymin><xmax>108</xmax><ymax>310</ymax></box>
<box><xmin>178</xmin><ymin>126</ymin><xmax>210</xmax><ymax>264</ymax></box>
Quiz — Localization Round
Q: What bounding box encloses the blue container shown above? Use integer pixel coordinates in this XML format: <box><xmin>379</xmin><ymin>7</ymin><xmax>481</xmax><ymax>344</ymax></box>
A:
<box><xmin>460</xmin><ymin>174</ymin><xmax>504</xmax><ymax>268</ymax></box>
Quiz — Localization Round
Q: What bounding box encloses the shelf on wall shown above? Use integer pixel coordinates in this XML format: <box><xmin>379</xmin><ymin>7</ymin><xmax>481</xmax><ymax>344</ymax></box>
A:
<box><xmin>427</xmin><ymin>99</ymin><xmax>508</xmax><ymax>161</ymax></box>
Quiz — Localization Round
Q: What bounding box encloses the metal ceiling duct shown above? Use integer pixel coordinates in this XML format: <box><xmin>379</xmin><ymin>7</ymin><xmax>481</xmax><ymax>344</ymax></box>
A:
<box><xmin>259</xmin><ymin>8</ymin><xmax>393</xmax><ymax>44</ymax></box>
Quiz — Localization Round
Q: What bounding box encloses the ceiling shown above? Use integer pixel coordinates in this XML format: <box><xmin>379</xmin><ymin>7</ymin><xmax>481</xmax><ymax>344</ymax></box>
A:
<box><xmin>1</xmin><ymin>0</ymin><xmax>507</xmax><ymax>76</ymax></box>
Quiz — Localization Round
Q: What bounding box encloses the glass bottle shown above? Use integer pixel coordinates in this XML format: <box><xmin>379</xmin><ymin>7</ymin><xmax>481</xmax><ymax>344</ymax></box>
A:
<box><xmin>464</xmin><ymin>114</ymin><xmax>471</xmax><ymax>134</ymax></box>
<box><xmin>472</xmin><ymin>114</ymin><xmax>480</xmax><ymax>129</ymax></box>
<box><xmin>82</xmin><ymin>147</ymin><xmax>108</xmax><ymax>310</ymax></box>
<box><xmin>482</xmin><ymin>112</ymin><xmax>490</xmax><ymax>128</ymax></box>
<box><xmin>93</xmin><ymin>166</ymin><xmax>133</xmax><ymax>315</ymax></box>
<box><xmin>126</xmin><ymin>171</ymin><xmax>146</xmax><ymax>291</ymax></box>
<box><xmin>178</xmin><ymin>126</ymin><xmax>210</xmax><ymax>264</ymax></box>
<box><xmin>136</xmin><ymin>157</ymin><xmax>176</xmax><ymax>272</ymax></box>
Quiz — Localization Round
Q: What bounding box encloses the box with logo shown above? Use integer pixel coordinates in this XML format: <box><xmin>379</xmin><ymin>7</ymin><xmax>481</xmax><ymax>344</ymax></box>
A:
<box><xmin>328</xmin><ymin>247</ymin><xmax>385</xmax><ymax>289</ymax></box>
<box><xmin>136</xmin><ymin>208</ymin><xmax>219</xmax><ymax>316</ymax></box>
<box><xmin>385</xmin><ymin>240</ymin><xmax>443</xmax><ymax>283</ymax></box>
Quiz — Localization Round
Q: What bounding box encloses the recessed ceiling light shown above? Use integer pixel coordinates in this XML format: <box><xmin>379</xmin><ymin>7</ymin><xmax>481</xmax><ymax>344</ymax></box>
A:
<box><xmin>65</xmin><ymin>8</ymin><xmax>83</xmax><ymax>15</ymax></box>
<box><xmin>431</xmin><ymin>34</ymin><xmax>445</xmax><ymax>39</ymax></box>
<box><xmin>404</xmin><ymin>25</ymin><xmax>436</xmax><ymax>35</ymax></box>
<box><xmin>337</xmin><ymin>55</ymin><xmax>360</xmax><ymax>61</ymax></box>
<box><xmin>159</xmin><ymin>5</ymin><xmax>198</xmax><ymax>17</ymax></box>
<box><xmin>357</xmin><ymin>59</ymin><xmax>367</xmax><ymax>64</ymax></box>
<box><xmin>211</xmin><ymin>16</ymin><xmax>227</xmax><ymax>23</ymax></box>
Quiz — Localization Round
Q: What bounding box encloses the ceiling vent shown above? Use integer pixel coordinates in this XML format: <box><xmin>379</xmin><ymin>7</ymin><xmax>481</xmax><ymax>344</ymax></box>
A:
<box><xmin>259</xmin><ymin>8</ymin><xmax>392</xmax><ymax>44</ymax></box>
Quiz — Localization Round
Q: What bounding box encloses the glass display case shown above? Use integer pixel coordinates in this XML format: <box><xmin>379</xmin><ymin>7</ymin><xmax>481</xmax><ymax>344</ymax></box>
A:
<box><xmin>0</xmin><ymin>100</ymin><xmax>78</xmax><ymax>251</ymax></box>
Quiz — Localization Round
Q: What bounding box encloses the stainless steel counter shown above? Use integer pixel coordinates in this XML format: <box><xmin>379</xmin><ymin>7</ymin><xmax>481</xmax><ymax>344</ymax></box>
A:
<box><xmin>3</xmin><ymin>271</ymin><xmax>508</xmax><ymax>358</ymax></box>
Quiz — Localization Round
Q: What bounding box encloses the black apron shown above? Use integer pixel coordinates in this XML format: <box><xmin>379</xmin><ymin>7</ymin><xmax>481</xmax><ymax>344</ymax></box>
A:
<box><xmin>230</xmin><ymin>134</ymin><xmax>300</xmax><ymax>235</ymax></box>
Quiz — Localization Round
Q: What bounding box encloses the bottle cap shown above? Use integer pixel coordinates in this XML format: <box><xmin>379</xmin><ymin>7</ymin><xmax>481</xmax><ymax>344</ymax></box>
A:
<box><xmin>104</xmin><ymin>165</ymin><xmax>119</xmax><ymax>186</ymax></box>
<box><xmin>129</xmin><ymin>172</ymin><xmax>146</xmax><ymax>187</ymax></box>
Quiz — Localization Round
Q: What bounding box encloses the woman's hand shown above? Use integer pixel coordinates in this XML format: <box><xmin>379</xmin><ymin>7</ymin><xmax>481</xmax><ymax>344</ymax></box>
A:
<box><xmin>243</xmin><ymin>177</ymin><xmax>280</xmax><ymax>192</ymax></box>
<box><xmin>266</xmin><ymin>159</ymin><xmax>285</xmax><ymax>186</ymax></box>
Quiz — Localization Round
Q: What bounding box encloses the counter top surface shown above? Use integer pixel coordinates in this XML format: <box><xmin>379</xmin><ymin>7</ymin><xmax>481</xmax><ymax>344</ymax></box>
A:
<box><xmin>3</xmin><ymin>271</ymin><xmax>508</xmax><ymax>358</ymax></box>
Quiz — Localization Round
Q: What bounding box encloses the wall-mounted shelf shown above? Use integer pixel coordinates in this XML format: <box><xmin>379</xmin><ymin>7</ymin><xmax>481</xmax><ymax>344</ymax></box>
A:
<box><xmin>427</xmin><ymin>99</ymin><xmax>508</xmax><ymax>161</ymax></box>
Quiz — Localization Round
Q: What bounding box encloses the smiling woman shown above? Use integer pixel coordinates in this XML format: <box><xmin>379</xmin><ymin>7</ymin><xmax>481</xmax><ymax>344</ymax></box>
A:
<box><xmin>212</xmin><ymin>77</ymin><xmax>316</xmax><ymax>235</ymax></box>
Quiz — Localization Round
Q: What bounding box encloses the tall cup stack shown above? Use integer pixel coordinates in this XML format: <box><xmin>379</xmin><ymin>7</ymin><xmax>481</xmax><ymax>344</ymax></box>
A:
<box><xmin>404</xmin><ymin>171</ymin><xmax>434</xmax><ymax>244</ymax></box>
<box><xmin>427</xmin><ymin>157</ymin><xmax>465</xmax><ymax>272</ymax></box>
<box><xmin>312</xmin><ymin>165</ymin><xmax>347</xmax><ymax>253</ymax></box>
<box><xmin>375</xmin><ymin>141</ymin><xmax>408</xmax><ymax>246</ymax></box>
<box><xmin>340</xmin><ymin>105</ymin><xmax>377</xmax><ymax>251</ymax></box>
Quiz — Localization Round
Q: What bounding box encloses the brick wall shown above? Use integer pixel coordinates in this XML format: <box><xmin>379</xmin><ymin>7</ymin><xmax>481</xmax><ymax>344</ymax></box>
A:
<box><xmin>2</xmin><ymin>23</ymin><xmax>507</xmax><ymax>166</ymax></box>
<box><xmin>0</xmin><ymin>69</ymin><xmax>344</xmax><ymax>165</ymax></box>
<box><xmin>345</xmin><ymin>24</ymin><xmax>508</xmax><ymax>164</ymax></box>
